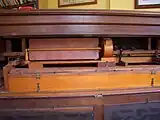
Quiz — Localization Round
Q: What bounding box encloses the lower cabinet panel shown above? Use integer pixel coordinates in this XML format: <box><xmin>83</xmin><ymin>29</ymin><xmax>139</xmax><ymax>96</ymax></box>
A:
<box><xmin>0</xmin><ymin>111</ymin><xmax>94</xmax><ymax>120</ymax></box>
<box><xmin>104</xmin><ymin>102</ymin><xmax>160</xmax><ymax>120</ymax></box>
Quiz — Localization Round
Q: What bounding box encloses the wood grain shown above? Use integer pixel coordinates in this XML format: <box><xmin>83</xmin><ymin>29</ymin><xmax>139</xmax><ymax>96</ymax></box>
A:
<box><xmin>29</xmin><ymin>38</ymin><xmax>99</xmax><ymax>48</ymax></box>
<box><xmin>1</xmin><ymin>25</ymin><xmax>160</xmax><ymax>37</ymax></box>
<box><xmin>29</xmin><ymin>38</ymin><xmax>99</xmax><ymax>60</ymax></box>
<box><xmin>0</xmin><ymin>10</ymin><xmax>160</xmax><ymax>37</ymax></box>
<box><xmin>29</xmin><ymin>50</ymin><xmax>99</xmax><ymax>60</ymax></box>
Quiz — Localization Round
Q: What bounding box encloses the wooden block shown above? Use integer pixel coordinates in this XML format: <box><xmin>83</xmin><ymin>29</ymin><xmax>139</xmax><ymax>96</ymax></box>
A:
<box><xmin>29</xmin><ymin>62</ymin><xmax>43</xmax><ymax>69</ymax></box>
<box><xmin>29</xmin><ymin>50</ymin><xmax>99</xmax><ymax>60</ymax></box>
<box><xmin>21</xmin><ymin>38</ymin><xmax>26</xmax><ymax>52</ymax></box>
<box><xmin>101</xmin><ymin>57</ymin><xmax>116</xmax><ymax>62</ymax></box>
<box><xmin>29</xmin><ymin>38</ymin><xmax>99</xmax><ymax>49</ymax></box>
<box><xmin>29</xmin><ymin>38</ymin><xmax>99</xmax><ymax>60</ymax></box>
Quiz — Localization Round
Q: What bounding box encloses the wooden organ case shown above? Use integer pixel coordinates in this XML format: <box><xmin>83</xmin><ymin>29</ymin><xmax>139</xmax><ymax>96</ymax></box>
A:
<box><xmin>0</xmin><ymin>9</ymin><xmax>160</xmax><ymax>120</ymax></box>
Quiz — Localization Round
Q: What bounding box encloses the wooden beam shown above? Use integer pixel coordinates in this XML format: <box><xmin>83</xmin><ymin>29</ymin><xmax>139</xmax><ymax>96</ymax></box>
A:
<box><xmin>148</xmin><ymin>37</ymin><xmax>152</xmax><ymax>50</ymax></box>
<box><xmin>5</xmin><ymin>40</ymin><xmax>12</xmax><ymax>52</ymax></box>
<box><xmin>21</xmin><ymin>38</ymin><xmax>26</xmax><ymax>52</ymax></box>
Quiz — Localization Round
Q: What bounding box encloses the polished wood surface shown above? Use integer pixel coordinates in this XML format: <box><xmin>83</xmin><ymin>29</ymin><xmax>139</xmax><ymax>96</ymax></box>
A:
<box><xmin>0</xmin><ymin>9</ymin><xmax>160</xmax><ymax>120</ymax></box>
<box><xmin>6</xmin><ymin>65</ymin><xmax>160</xmax><ymax>92</ymax></box>
<box><xmin>29</xmin><ymin>38</ymin><xmax>99</xmax><ymax>60</ymax></box>
<box><xmin>0</xmin><ymin>9</ymin><xmax>160</xmax><ymax>37</ymax></box>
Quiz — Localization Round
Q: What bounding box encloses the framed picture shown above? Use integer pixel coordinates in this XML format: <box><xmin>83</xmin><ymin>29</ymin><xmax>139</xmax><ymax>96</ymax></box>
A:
<box><xmin>58</xmin><ymin>0</ymin><xmax>97</xmax><ymax>7</ymax></box>
<box><xmin>135</xmin><ymin>0</ymin><xmax>160</xmax><ymax>9</ymax></box>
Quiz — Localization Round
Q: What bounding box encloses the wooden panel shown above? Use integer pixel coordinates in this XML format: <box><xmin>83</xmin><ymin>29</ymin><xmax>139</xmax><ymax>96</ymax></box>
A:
<box><xmin>29</xmin><ymin>50</ymin><xmax>99</xmax><ymax>60</ymax></box>
<box><xmin>0</xmin><ymin>10</ymin><xmax>159</xmax><ymax>37</ymax></box>
<box><xmin>0</xmin><ymin>9</ymin><xmax>159</xmax><ymax>17</ymax></box>
<box><xmin>8</xmin><ymin>75</ymin><xmax>38</xmax><ymax>92</ymax></box>
<box><xmin>0</xmin><ymin>15</ymin><xmax>160</xmax><ymax>25</ymax></box>
<box><xmin>0</xmin><ymin>92</ymin><xmax>159</xmax><ymax>109</ymax></box>
<box><xmin>0</xmin><ymin>25</ymin><xmax>160</xmax><ymax>36</ymax></box>
<box><xmin>104</xmin><ymin>102</ymin><xmax>160</xmax><ymax>120</ymax></box>
<box><xmin>5</xmin><ymin>40</ymin><xmax>11</xmax><ymax>52</ymax></box>
<box><xmin>29</xmin><ymin>38</ymin><xmax>99</xmax><ymax>48</ymax></box>
<box><xmin>29</xmin><ymin>38</ymin><xmax>99</xmax><ymax>60</ymax></box>
<box><xmin>8</xmin><ymin>71</ymin><xmax>152</xmax><ymax>92</ymax></box>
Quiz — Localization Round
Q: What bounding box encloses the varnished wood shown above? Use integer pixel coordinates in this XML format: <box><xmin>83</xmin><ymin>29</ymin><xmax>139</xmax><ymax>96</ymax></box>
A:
<box><xmin>21</xmin><ymin>38</ymin><xmax>26</xmax><ymax>52</ymax></box>
<box><xmin>0</xmin><ymin>9</ymin><xmax>160</xmax><ymax>119</ymax></box>
<box><xmin>5</xmin><ymin>40</ymin><xmax>11</xmax><ymax>52</ymax></box>
<box><xmin>29</xmin><ymin>50</ymin><xmax>99</xmax><ymax>60</ymax></box>
<box><xmin>0</xmin><ymin>10</ymin><xmax>160</xmax><ymax>37</ymax></box>
<box><xmin>103</xmin><ymin>39</ymin><xmax>113</xmax><ymax>57</ymax></box>
<box><xmin>1</xmin><ymin>25</ymin><xmax>160</xmax><ymax>37</ymax></box>
<box><xmin>0</xmin><ymin>90</ymin><xmax>159</xmax><ymax>108</ymax></box>
<box><xmin>148</xmin><ymin>37</ymin><xmax>152</xmax><ymax>50</ymax></box>
<box><xmin>2</xmin><ymin>52</ymin><xmax>25</xmax><ymax>57</ymax></box>
<box><xmin>114</xmin><ymin>50</ymin><xmax>158</xmax><ymax>55</ymax></box>
<box><xmin>3</xmin><ymin>64</ymin><xmax>13</xmax><ymax>90</ymax></box>
<box><xmin>29</xmin><ymin>38</ymin><xmax>99</xmax><ymax>60</ymax></box>
<box><xmin>29</xmin><ymin>47</ymin><xmax>101</xmax><ymax>51</ymax></box>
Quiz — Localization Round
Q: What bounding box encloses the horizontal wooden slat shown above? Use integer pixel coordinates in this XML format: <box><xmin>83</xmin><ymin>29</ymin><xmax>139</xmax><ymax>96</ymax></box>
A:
<box><xmin>114</xmin><ymin>50</ymin><xmax>158</xmax><ymax>54</ymax></box>
<box><xmin>0</xmin><ymin>9</ymin><xmax>159</xmax><ymax>17</ymax></box>
<box><xmin>0</xmin><ymin>106</ymin><xmax>93</xmax><ymax>115</ymax></box>
<box><xmin>2</xmin><ymin>52</ymin><xmax>25</xmax><ymax>56</ymax></box>
<box><xmin>28</xmin><ymin>48</ymin><xmax>101</xmax><ymax>51</ymax></box>
<box><xmin>0</xmin><ymin>10</ymin><xmax>159</xmax><ymax>37</ymax></box>
<box><xmin>29</xmin><ymin>51</ymin><xmax>99</xmax><ymax>60</ymax></box>
<box><xmin>29</xmin><ymin>38</ymin><xmax>99</xmax><ymax>48</ymax></box>
<box><xmin>0</xmin><ymin>15</ymin><xmax>160</xmax><ymax>25</ymax></box>
<box><xmin>0</xmin><ymin>89</ymin><xmax>159</xmax><ymax>109</ymax></box>
<box><xmin>29</xmin><ymin>60</ymin><xmax>104</xmax><ymax>64</ymax></box>
<box><xmin>120</xmin><ymin>56</ymin><xmax>152</xmax><ymax>63</ymax></box>
<box><xmin>0</xmin><ymin>25</ymin><xmax>160</xmax><ymax>36</ymax></box>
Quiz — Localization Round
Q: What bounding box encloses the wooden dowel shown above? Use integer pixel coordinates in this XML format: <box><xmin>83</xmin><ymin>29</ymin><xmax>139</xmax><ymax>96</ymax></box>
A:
<box><xmin>148</xmin><ymin>37</ymin><xmax>152</xmax><ymax>50</ymax></box>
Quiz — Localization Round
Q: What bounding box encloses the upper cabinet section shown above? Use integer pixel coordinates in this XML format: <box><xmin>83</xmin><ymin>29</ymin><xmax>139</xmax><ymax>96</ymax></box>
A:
<box><xmin>0</xmin><ymin>9</ymin><xmax>159</xmax><ymax>37</ymax></box>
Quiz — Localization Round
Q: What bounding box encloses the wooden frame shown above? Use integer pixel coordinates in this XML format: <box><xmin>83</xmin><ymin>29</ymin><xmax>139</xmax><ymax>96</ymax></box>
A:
<box><xmin>135</xmin><ymin>0</ymin><xmax>160</xmax><ymax>9</ymax></box>
<box><xmin>58</xmin><ymin>0</ymin><xmax>97</xmax><ymax>7</ymax></box>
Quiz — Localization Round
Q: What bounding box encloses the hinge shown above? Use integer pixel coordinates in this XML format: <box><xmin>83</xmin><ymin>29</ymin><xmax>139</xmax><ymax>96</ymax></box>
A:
<box><xmin>36</xmin><ymin>83</ymin><xmax>40</xmax><ymax>92</ymax></box>
<box><xmin>151</xmin><ymin>78</ymin><xmax>154</xmax><ymax>87</ymax></box>
<box><xmin>36</xmin><ymin>72</ymin><xmax>40</xmax><ymax>79</ymax></box>
<box><xmin>151</xmin><ymin>70</ymin><xmax>156</xmax><ymax>87</ymax></box>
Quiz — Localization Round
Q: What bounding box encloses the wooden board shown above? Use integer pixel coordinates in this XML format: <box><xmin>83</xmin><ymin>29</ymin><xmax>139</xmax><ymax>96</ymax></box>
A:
<box><xmin>29</xmin><ymin>38</ymin><xmax>99</xmax><ymax>48</ymax></box>
<box><xmin>29</xmin><ymin>38</ymin><xmax>99</xmax><ymax>60</ymax></box>
<box><xmin>29</xmin><ymin>50</ymin><xmax>99</xmax><ymax>60</ymax></box>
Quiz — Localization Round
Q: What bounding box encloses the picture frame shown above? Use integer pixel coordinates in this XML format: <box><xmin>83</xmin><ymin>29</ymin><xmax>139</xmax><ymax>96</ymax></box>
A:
<box><xmin>135</xmin><ymin>0</ymin><xmax>160</xmax><ymax>9</ymax></box>
<box><xmin>58</xmin><ymin>0</ymin><xmax>97</xmax><ymax>7</ymax></box>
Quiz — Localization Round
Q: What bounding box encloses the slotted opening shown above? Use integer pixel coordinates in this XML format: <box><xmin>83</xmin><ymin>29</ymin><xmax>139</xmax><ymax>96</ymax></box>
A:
<box><xmin>43</xmin><ymin>63</ymin><xmax>98</xmax><ymax>68</ymax></box>
<box><xmin>15</xmin><ymin>64</ymin><xmax>29</xmax><ymax>68</ymax></box>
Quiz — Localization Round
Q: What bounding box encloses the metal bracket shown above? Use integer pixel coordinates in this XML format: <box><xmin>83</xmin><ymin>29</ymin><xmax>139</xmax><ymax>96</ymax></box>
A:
<box><xmin>36</xmin><ymin>83</ymin><xmax>40</xmax><ymax>92</ymax></box>
<box><xmin>151</xmin><ymin>70</ymin><xmax>156</xmax><ymax>87</ymax></box>
<box><xmin>36</xmin><ymin>72</ymin><xmax>40</xmax><ymax>79</ymax></box>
